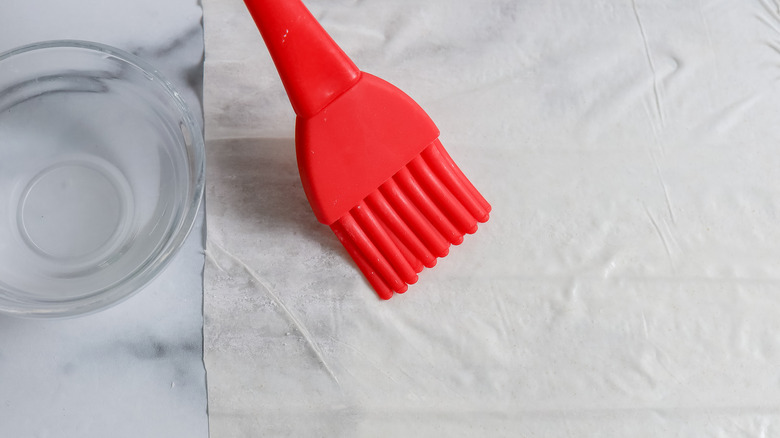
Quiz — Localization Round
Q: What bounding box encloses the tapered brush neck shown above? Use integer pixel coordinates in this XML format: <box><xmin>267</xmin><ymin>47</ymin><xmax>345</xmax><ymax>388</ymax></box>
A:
<box><xmin>244</xmin><ymin>0</ymin><xmax>362</xmax><ymax>118</ymax></box>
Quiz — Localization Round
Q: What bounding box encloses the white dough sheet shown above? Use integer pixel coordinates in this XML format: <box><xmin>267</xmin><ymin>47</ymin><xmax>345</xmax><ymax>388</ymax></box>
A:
<box><xmin>204</xmin><ymin>0</ymin><xmax>780</xmax><ymax>436</ymax></box>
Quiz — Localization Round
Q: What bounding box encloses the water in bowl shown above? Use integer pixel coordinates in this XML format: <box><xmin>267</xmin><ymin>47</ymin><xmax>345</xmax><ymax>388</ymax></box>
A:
<box><xmin>0</xmin><ymin>44</ymin><xmax>198</xmax><ymax>315</ymax></box>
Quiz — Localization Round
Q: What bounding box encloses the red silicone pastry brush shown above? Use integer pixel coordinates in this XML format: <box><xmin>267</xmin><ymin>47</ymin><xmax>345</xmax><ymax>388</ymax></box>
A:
<box><xmin>244</xmin><ymin>0</ymin><xmax>491</xmax><ymax>299</ymax></box>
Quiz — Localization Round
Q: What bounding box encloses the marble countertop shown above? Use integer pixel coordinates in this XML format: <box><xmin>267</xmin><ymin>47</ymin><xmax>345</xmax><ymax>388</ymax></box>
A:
<box><xmin>0</xmin><ymin>2</ymin><xmax>208</xmax><ymax>437</ymax></box>
<box><xmin>6</xmin><ymin>0</ymin><xmax>780</xmax><ymax>436</ymax></box>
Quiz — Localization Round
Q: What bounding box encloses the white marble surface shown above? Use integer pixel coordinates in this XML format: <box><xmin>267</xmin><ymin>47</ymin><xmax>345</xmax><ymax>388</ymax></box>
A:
<box><xmin>204</xmin><ymin>0</ymin><xmax>780</xmax><ymax>436</ymax></box>
<box><xmin>0</xmin><ymin>2</ymin><xmax>208</xmax><ymax>437</ymax></box>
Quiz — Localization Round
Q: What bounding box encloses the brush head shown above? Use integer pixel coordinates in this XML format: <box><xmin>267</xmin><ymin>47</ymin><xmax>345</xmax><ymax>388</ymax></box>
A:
<box><xmin>296</xmin><ymin>72</ymin><xmax>490</xmax><ymax>298</ymax></box>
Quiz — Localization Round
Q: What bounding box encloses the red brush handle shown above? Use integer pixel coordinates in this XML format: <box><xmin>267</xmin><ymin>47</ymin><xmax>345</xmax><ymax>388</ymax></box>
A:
<box><xmin>244</xmin><ymin>0</ymin><xmax>361</xmax><ymax>118</ymax></box>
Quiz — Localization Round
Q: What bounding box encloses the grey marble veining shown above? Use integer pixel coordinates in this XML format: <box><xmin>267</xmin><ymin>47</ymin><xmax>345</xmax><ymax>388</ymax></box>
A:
<box><xmin>0</xmin><ymin>1</ymin><xmax>208</xmax><ymax>437</ymax></box>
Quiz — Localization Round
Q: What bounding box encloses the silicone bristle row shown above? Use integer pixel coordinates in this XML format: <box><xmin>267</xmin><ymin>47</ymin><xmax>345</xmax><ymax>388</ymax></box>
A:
<box><xmin>330</xmin><ymin>140</ymin><xmax>491</xmax><ymax>299</ymax></box>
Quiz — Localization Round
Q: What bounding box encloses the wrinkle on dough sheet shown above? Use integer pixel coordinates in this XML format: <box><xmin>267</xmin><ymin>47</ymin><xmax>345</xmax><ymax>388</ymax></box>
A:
<box><xmin>203</xmin><ymin>0</ymin><xmax>780</xmax><ymax>436</ymax></box>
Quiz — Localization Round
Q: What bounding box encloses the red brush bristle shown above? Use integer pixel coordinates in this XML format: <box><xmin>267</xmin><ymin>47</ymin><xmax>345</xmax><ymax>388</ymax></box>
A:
<box><xmin>330</xmin><ymin>140</ymin><xmax>491</xmax><ymax>299</ymax></box>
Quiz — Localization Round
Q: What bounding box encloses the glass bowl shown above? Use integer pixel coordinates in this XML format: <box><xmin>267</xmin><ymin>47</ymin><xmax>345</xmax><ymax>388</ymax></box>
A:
<box><xmin>0</xmin><ymin>41</ymin><xmax>205</xmax><ymax>318</ymax></box>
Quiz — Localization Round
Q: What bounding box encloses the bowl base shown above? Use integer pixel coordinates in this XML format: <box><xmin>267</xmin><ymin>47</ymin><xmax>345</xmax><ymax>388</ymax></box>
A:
<box><xmin>17</xmin><ymin>157</ymin><xmax>133</xmax><ymax>262</ymax></box>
